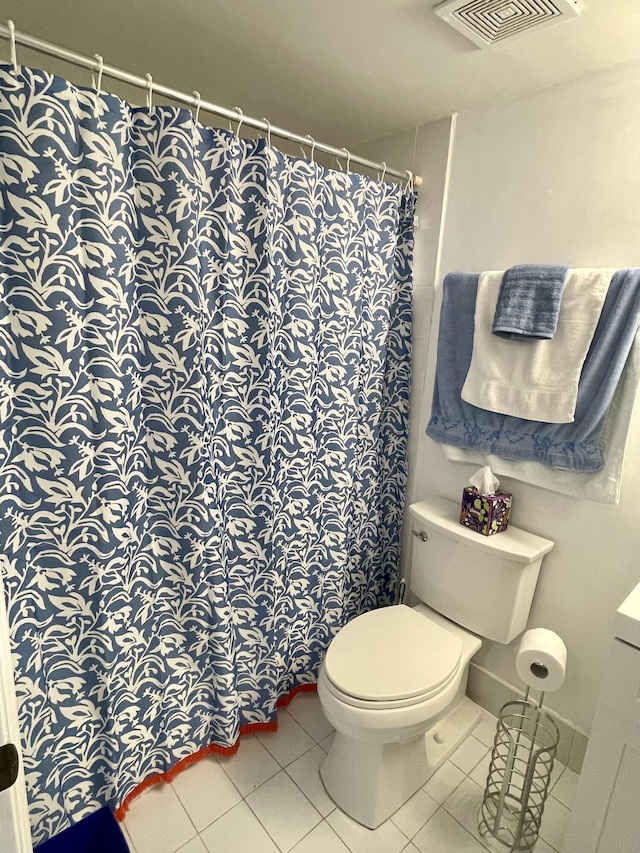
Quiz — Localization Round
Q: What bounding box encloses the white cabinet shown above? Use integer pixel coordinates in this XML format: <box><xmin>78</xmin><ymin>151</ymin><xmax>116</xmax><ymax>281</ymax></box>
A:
<box><xmin>564</xmin><ymin>583</ymin><xmax>640</xmax><ymax>853</ymax></box>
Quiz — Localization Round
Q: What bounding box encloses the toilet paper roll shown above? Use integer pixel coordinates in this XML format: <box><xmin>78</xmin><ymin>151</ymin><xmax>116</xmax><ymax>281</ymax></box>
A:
<box><xmin>516</xmin><ymin>628</ymin><xmax>567</xmax><ymax>692</ymax></box>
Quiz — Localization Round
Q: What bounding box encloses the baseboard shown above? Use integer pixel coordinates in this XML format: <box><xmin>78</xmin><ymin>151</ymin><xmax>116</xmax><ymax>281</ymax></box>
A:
<box><xmin>467</xmin><ymin>661</ymin><xmax>588</xmax><ymax>774</ymax></box>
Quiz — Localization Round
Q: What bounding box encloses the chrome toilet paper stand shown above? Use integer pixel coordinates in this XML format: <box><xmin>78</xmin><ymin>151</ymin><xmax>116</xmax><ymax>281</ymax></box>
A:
<box><xmin>478</xmin><ymin>685</ymin><xmax>559</xmax><ymax>852</ymax></box>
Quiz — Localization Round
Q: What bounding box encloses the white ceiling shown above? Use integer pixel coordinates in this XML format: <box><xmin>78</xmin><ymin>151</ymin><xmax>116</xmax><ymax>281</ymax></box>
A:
<box><xmin>2</xmin><ymin>0</ymin><xmax>640</xmax><ymax>153</ymax></box>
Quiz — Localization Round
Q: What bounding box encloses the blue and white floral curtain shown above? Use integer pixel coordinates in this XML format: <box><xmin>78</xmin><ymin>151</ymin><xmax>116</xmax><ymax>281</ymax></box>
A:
<box><xmin>0</xmin><ymin>64</ymin><xmax>415</xmax><ymax>844</ymax></box>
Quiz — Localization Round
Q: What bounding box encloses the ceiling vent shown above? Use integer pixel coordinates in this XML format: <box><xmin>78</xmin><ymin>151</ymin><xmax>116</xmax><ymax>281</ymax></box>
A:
<box><xmin>434</xmin><ymin>0</ymin><xmax>580</xmax><ymax>48</ymax></box>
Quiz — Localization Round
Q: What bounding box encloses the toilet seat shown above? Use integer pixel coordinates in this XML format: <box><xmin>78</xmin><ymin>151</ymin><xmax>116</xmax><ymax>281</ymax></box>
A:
<box><xmin>323</xmin><ymin>605</ymin><xmax>463</xmax><ymax>708</ymax></box>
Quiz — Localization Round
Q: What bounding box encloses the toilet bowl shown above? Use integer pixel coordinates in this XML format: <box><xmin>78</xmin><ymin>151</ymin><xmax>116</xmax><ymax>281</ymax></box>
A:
<box><xmin>317</xmin><ymin>496</ymin><xmax>554</xmax><ymax>830</ymax></box>
<box><xmin>318</xmin><ymin>603</ymin><xmax>482</xmax><ymax>828</ymax></box>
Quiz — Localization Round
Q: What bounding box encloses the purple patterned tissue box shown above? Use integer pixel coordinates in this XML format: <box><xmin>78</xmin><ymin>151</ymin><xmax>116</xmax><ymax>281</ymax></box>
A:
<box><xmin>460</xmin><ymin>486</ymin><xmax>513</xmax><ymax>536</ymax></box>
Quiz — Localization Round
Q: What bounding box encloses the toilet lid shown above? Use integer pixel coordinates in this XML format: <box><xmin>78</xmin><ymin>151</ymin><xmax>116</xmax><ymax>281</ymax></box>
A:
<box><xmin>324</xmin><ymin>605</ymin><xmax>462</xmax><ymax>702</ymax></box>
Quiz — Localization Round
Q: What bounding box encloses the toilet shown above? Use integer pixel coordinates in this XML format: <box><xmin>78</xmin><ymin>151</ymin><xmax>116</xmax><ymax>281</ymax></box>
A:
<box><xmin>317</xmin><ymin>496</ymin><xmax>554</xmax><ymax>829</ymax></box>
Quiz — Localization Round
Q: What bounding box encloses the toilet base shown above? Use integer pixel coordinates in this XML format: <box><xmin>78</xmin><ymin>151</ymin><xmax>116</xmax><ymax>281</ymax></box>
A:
<box><xmin>320</xmin><ymin>696</ymin><xmax>482</xmax><ymax>829</ymax></box>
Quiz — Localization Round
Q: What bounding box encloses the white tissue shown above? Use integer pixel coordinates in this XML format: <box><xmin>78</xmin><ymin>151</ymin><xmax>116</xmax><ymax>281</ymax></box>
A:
<box><xmin>469</xmin><ymin>465</ymin><xmax>500</xmax><ymax>495</ymax></box>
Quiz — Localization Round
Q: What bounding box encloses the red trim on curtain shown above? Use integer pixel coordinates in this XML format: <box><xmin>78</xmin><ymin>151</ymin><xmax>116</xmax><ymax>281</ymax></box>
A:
<box><xmin>114</xmin><ymin>683</ymin><xmax>318</xmax><ymax>821</ymax></box>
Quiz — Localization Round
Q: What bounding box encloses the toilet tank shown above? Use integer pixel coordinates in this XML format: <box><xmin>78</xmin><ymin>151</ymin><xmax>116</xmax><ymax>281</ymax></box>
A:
<box><xmin>409</xmin><ymin>497</ymin><xmax>554</xmax><ymax>644</ymax></box>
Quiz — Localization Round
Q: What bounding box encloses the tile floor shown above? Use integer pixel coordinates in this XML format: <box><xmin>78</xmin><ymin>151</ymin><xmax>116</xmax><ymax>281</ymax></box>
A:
<box><xmin>121</xmin><ymin>692</ymin><xmax>578</xmax><ymax>853</ymax></box>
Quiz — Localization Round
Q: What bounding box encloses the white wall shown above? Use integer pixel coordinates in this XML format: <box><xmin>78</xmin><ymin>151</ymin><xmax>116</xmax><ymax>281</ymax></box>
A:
<box><xmin>408</xmin><ymin>57</ymin><xmax>640</xmax><ymax>736</ymax></box>
<box><xmin>356</xmin><ymin>117</ymin><xmax>454</xmax><ymax>593</ymax></box>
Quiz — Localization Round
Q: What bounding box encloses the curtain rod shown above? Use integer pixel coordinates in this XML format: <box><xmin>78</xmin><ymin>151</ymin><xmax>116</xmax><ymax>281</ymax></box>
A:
<box><xmin>0</xmin><ymin>22</ymin><xmax>422</xmax><ymax>188</ymax></box>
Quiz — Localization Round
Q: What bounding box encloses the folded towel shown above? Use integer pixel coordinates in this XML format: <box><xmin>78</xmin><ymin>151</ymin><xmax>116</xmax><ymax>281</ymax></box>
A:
<box><xmin>492</xmin><ymin>264</ymin><xmax>570</xmax><ymax>339</ymax></box>
<box><xmin>34</xmin><ymin>806</ymin><xmax>129</xmax><ymax>852</ymax></box>
<box><xmin>461</xmin><ymin>268</ymin><xmax>614</xmax><ymax>423</ymax></box>
<box><xmin>426</xmin><ymin>268</ymin><xmax>640</xmax><ymax>473</ymax></box>
<box><xmin>440</xmin><ymin>327</ymin><xmax>640</xmax><ymax>504</ymax></box>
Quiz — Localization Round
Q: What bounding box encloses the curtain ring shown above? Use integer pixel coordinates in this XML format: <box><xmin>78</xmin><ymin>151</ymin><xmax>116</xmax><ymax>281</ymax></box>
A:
<box><xmin>404</xmin><ymin>170</ymin><xmax>415</xmax><ymax>195</ymax></box>
<box><xmin>94</xmin><ymin>54</ymin><xmax>104</xmax><ymax>96</ymax></box>
<box><xmin>304</xmin><ymin>134</ymin><xmax>316</xmax><ymax>164</ymax></box>
<box><xmin>93</xmin><ymin>54</ymin><xmax>104</xmax><ymax>115</ymax></box>
<box><xmin>7</xmin><ymin>20</ymin><xmax>18</xmax><ymax>74</ymax></box>
<box><xmin>341</xmin><ymin>147</ymin><xmax>352</xmax><ymax>174</ymax></box>
<box><xmin>145</xmin><ymin>73</ymin><xmax>153</xmax><ymax>109</ymax></box>
<box><xmin>233</xmin><ymin>106</ymin><xmax>244</xmax><ymax>138</ymax></box>
<box><xmin>379</xmin><ymin>161</ymin><xmax>387</xmax><ymax>182</ymax></box>
<box><xmin>192</xmin><ymin>91</ymin><xmax>202</xmax><ymax>123</ymax></box>
<box><xmin>262</xmin><ymin>117</ymin><xmax>272</xmax><ymax>147</ymax></box>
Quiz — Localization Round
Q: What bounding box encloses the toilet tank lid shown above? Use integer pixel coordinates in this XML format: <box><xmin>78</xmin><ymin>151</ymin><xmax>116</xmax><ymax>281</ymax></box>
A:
<box><xmin>409</xmin><ymin>497</ymin><xmax>554</xmax><ymax>564</ymax></box>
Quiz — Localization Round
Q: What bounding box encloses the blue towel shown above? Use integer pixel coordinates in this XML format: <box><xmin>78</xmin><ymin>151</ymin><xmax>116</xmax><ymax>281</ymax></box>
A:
<box><xmin>492</xmin><ymin>264</ymin><xmax>570</xmax><ymax>339</ymax></box>
<box><xmin>34</xmin><ymin>807</ymin><xmax>129</xmax><ymax>853</ymax></box>
<box><xmin>426</xmin><ymin>269</ymin><xmax>640</xmax><ymax>471</ymax></box>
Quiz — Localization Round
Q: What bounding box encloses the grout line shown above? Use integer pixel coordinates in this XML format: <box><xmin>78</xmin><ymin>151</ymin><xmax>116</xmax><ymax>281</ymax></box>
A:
<box><xmin>285</xmin><ymin>818</ymin><xmax>329</xmax><ymax>853</ymax></box>
<box><xmin>244</xmin><ymin>749</ymin><xmax>324</xmax><ymax>852</ymax></box>
<box><xmin>175</xmin><ymin>838</ymin><xmax>205</xmax><ymax>853</ymax></box>
<box><xmin>437</xmin><ymin>802</ymin><xmax>489</xmax><ymax>853</ymax></box>
<box><xmin>121</xmin><ymin>823</ymin><xmax>138</xmax><ymax>853</ymax></box>
<box><xmin>165</xmin><ymin>702</ymin><xmax>573</xmax><ymax>853</ymax></box>
<box><xmin>258</xmin><ymin>742</ymin><xmax>319</xmax><ymax>769</ymax></box>
<box><xmin>172</xmin><ymin>786</ymin><xmax>242</xmax><ymax>838</ymax></box>
<box><xmin>243</xmin><ymin>790</ymin><xmax>298</xmax><ymax>853</ymax></box>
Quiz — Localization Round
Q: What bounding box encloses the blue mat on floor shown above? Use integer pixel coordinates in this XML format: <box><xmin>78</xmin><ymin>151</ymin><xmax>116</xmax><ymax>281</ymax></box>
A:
<box><xmin>34</xmin><ymin>806</ymin><xmax>129</xmax><ymax>853</ymax></box>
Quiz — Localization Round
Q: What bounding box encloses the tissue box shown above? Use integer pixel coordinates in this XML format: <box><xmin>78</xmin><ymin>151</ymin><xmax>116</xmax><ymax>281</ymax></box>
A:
<box><xmin>460</xmin><ymin>487</ymin><xmax>512</xmax><ymax>536</ymax></box>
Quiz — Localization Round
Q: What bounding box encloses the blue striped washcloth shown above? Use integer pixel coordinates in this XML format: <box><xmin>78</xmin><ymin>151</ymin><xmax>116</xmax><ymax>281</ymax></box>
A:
<box><xmin>492</xmin><ymin>264</ymin><xmax>570</xmax><ymax>339</ymax></box>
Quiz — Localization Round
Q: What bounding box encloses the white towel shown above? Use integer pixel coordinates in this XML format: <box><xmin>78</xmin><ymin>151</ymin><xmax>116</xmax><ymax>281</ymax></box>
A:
<box><xmin>441</xmin><ymin>330</ymin><xmax>640</xmax><ymax>505</ymax></box>
<box><xmin>461</xmin><ymin>269</ymin><xmax>615</xmax><ymax>423</ymax></box>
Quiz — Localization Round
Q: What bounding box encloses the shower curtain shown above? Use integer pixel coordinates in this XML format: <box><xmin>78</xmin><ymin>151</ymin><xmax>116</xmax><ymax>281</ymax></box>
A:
<box><xmin>0</xmin><ymin>64</ymin><xmax>415</xmax><ymax>844</ymax></box>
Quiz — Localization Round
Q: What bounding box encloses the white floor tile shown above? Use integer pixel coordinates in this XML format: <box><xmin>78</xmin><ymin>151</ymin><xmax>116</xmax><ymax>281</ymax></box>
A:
<box><xmin>258</xmin><ymin>710</ymin><xmax>316</xmax><ymax>767</ymax></box>
<box><xmin>531</xmin><ymin>838</ymin><xmax>559</xmax><ymax>853</ymax></box>
<box><xmin>449</xmin><ymin>736</ymin><xmax>489</xmax><ymax>774</ymax></box>
<box><xmin>123</xmin><ymin>783</ymin><xmax>196</xmax><ymax>853</ymax></box>
<box><xmin>172</xmin><ymin>756</ymin><xmax>242</xmax><ymax>831</ymax></box>
<box><xmin>290</xmin><ymin>820</ymin><xmax>350</xmax><ymax>852</ymax></box>
<box><xmin>127</xmin><ymin>711</ymin><xmax>575</xmax><ymax>853</ymax></box>
<box><xmin>246</xmin><ymin>770</ymin><xmax>322</xmax><ymax>851</ymax></box>
<box><xmin>286</xmin><ymin>692</ymin><xmax>334</xmax><ymax>743</ymax></box>
<box><xmin>443</xmin><ymin>776</ymin><xmax>505</xmax><ymax>853</ymax></box>
<box><xmin>217</xmin><ymin>735</ymin><xmax>280</xmax><ymax>796</ymax></box>
<box><xmin>286</xmin><ymin>745</ymin><xmax>336</xmax><ymax>816</ymax></box>
<box><xmin>327</xmin><ymin>808</ymin><xmax>408</xmax><ymax>853</ymax></box>
<box><xmin>472</xmin><ymin>711</ymin><xmax>499</xmax><ymax>748</ymax></box>
<box><xmin>477</xmin><ymin>818</ymin><xmax>530</xmax><ymax>853</ymax></box>
<box><xmin>549</xmin><ymin>766</ymin><xmax>579</xmax><ymax>809</ymax></box>
<box><xmin>460</xmin><ymin>774</ymin><xmax>561</xmax><ymax>853</ymax></box>
<box><xmin>469</xmin><ymin>748</ymin><xmax>492</xmax><ymax>790</ymax></box>
<box><xmin>200</xmin><ymin>801</ymin><xmax>279</xmax><ymax>853</ymax></box>
<box><xmin>391</xmin><ymin>789</ymin><xmax>439</xmax><ymax>839</ymax></box>
<box><xmin>423</xmin><ymin>761</ymin><xmax>465</xmax><ymax>805</ymax></box>
<box><xmin>319</xmin><ymin>731</ymin><xmax>335</xmax><ymax>753</ymax></box>
<box><xmin>413</xmin><ymin>808</ymin><xmax>487</xmax><ymax>853</ymax></box>
<box><xmin>176</xmin><ymin>837</ymin><xmax>208</xmax><ymax>853</ymax></box>
<box><xmin>120</xmin><ymin>823</ymin><xmax>136</xmax><ymax>853</ymax></box>
<box><xmin>538</xmin><ymin>794</ymin><xmax>570</xmax><ymax>852</ymax></box>
<box><xmin>548</xmin><ymin>760</ymin><xmax>566</xmax><ymax>792</ymax></box>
